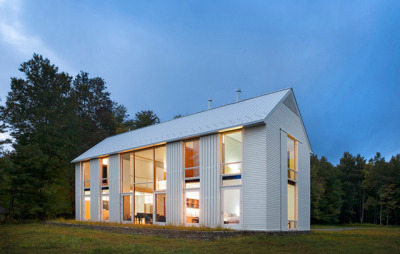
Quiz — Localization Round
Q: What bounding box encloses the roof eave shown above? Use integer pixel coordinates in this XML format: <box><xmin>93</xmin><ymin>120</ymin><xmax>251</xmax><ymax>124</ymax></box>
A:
<box><xmin>71</xmin><ymin>120</ymin><xmax>266</xmax><ymax>163</ymax></box>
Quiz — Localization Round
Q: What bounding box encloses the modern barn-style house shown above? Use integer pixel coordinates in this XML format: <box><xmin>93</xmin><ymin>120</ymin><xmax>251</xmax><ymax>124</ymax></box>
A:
<box><xmin>73</xmin><ymin>88</ymin><xmax>311</xmax><ymax>231</ymax></box>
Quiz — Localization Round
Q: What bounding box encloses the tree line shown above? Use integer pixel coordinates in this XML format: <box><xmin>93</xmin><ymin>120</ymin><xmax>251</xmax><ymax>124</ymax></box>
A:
<box><xmin>311</xmin><ymin>152</ymin><xmax>400</xmax><ymax>225</ymax></box>
<box><xmin>0</xmin><ymin>55</ymin><xmax>399</xmax><ymax>224</ymax></box>
<box><xmin>0</xmin><ymin>54</ymin><xmax>159</xmax><ymax>219</ymax></box>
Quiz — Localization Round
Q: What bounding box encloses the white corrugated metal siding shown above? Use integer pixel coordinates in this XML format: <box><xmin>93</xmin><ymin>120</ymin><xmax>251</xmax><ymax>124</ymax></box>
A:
<box><xmin>243</xmin><ymin>125</ymin><xmax>267</xmax><ymax>231</ymax></box>
<box><xmin>297</xmin><ymin>143</ymin><xmax>303</xmax><ymax>230</ymax></box>
<box><xmin>303</xmin><ymin>145</ymin><xmax>311</xmax><ymax>230</ymax></box>
<box><xmin>200</xmin><ymin>134</ymin><xmax>219</xmax><ymax>227</ymax></box>
<box><xmin>265</xmin><ymin>123</ymin><xmax>282</xmax><ymax>231</ymax></box>
<box><xmin>109</xmin><ymin>154</ymin><xmax>120</xmax><ymax>222</ymax></box>
<box><xmin>280</xmin><ymin>129</ymin><xmax>288</xmax><ymax>231</ymax></box>
<box><xmin>90</xmin><ymin>159</ymin><xmax>100</xmax><ymax>221</ymax></box>
<box><xmin>166</xmin><ymin>142</ymin><xmax>183</xmax><ymax>225</ymax></box>
<box><xmin>75</xmin><ymin>163</ymin><xmax>81</xmax><ymax>221</ymax></box>
<box><xmin>266</xmin><ymin>102</ymin><xmax>311</xmax><ymax>231</ymax></box>
<box><xmin>72</xmin><ymin>89</ymin><xmax>290</xmax><ymax>163</ymax></box>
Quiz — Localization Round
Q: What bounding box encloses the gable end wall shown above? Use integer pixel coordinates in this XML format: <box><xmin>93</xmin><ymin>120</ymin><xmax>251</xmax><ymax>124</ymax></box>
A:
<box><xmin>266</xmin><ymin>102</ymin><xmax>311</xmax><ymax>231</ymax></box>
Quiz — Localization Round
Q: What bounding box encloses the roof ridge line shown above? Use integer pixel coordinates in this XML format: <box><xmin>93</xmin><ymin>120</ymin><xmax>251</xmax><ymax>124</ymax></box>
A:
<box><xmin>104</xmin><ymin>88</ymin><xmax>292</xmax><ymax>140</ymax></box>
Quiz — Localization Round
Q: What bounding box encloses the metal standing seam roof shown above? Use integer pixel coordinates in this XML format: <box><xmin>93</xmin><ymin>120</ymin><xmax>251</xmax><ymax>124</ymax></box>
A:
<box><xmin>71</xmin><ymin>88</ymin><xmax>292</xmax><ymax>163</ymax></box>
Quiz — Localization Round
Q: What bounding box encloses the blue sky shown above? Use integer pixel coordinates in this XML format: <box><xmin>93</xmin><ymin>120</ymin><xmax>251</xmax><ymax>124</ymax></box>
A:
<box><xmin>0</xmin><ymin>0</ymin><xmax>399</xmax><ymax>164</ymax></box>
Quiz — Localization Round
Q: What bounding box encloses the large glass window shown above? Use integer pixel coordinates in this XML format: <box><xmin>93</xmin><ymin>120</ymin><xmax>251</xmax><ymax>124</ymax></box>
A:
<box><xmin>155</xmin><ymin>193</ymin><xmax>166</xmax><ymax>222</ymax></box>
<box><xmin>100</xmin><ymin>158</ymin><xmax>109</xmax><ymax>221</ymax></box>
<box><xmin>184</xmin><ymin>140</ymin><xmax>200</xmax><ymax>189</ymax></box>
<box><xmin>135</xmin><ymin>149</ymin><xmax>153</xmax><ymax>184</ymax></box>
<box><xmin>223</xmin><ymin>189</ymin><xmax>240</xmax><ymax>224</ymax></box>
<box><xmin>120</xmin><ymin>146</ymin><xmax>166</xmax><ymax>224</ymax></box>
<box><xmin>101</xmin><ymin>158</ymin><xmax>109</xmax><ymax>194</ymax></box>
<box><xmin>134</xmin><ymin>183</ymin><xmax>153</xmax><ymax>224</ymax></box>
<box><xmin>83</xmin><ymin>162</ymin><xmax>90</xmax><ymax>194</ymax></box>
<box><xmin>122</xmin><ymin>153</ymin><xmax>133</xmax><ymax>193</ymax></box>
<box><xmin>221</xmin><ymin>131</ymin><xmax>242</xmax><ymax>186</ymax></box>
<box><xmin>220</xmin><ymin>130</ymin><xmax>242</xmax><ymax>227</ymax></box>
<box><xmin>84</xmin><ymin>197</ymin><xmax>90</xmax><ymax>220</ymax></box>
<box><xmin>287</xmin><ymin>135</ymin><xmax>297</xmax><ymax>229</ymax></box>
<box><xmin>102</xmin><ymin>195</ymin><xmax>109</xmax><ymax>221</ymax></box>
<box><xmin>185</xmin><ymin>191</ymin><xmax>200</xmax><ymax>224</ymax></box>
<box><xmin>184</xmin><ymin>140</ymin><xmax>200</xmax><ymax>224</ymax></box>
<box><xmin>82</xmin><ymin>161</ymin><xmax>90</xmax><ymax>220</ymax></box>
<box><xmin>123</xmin><ymin>195</ymin><xmax>132</xmax><ymax>221</ymax></box>
<box><xmin>155</xmin><ymin>147</ymin><xmax>166</xmax><ymax>191</ymax></box>
<box><xmin>134</xmin><ymin>149</ymin><xmax>153</xmax><ymax>224</ymax></box>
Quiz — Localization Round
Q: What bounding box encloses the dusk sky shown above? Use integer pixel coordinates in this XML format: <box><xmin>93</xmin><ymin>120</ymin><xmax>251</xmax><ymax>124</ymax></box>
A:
<box><xmin>0</xmin><ymin>0</ymin><xmax>399</xmax><ymax>165</ymax></box>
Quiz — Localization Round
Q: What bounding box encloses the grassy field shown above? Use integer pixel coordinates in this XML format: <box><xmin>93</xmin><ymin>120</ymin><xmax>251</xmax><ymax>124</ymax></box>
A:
<box><xmin>1</xmin><ymin>223</ymin><xmax>399</xmax><ymax>254</ymax></box>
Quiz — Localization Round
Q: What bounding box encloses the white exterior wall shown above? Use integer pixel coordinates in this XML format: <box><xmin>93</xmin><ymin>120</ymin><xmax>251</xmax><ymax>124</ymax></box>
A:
<box><xmin>266</xmin><ymin>102</ymin><xmax>311</xmax><ymax>231</ymax></box>
<box><xmin>90</xmin><ymin>159</ymin><xmax>100</xmax><ymax>221</ymax></box>
<box><xmin>109</xmin><ymin>154</ymin><xmax>120</xmax><ymax>222</ymax></box>
<box><xmin>75</xmin><ymin>163</ymin><xmax>81</xmax><ymax>221</ymax></box>
<box><xmin>166</xmin><ymin>141</ymin><xmax>183</xmax><ymax>225</ymax></box>
<box><xmin>243</xmin><ymin>125</ymin><xmax>267</xmax><ymax>231</ymax></box>
<box><xmin>73</xmin><ymin>98</ymin><xmax>310</xmax><ymax>230</ymax></box>
<box><xmin>200</xmin><ymin>134</ymin><xmax>219</xmax><ymax>227</ymax></box>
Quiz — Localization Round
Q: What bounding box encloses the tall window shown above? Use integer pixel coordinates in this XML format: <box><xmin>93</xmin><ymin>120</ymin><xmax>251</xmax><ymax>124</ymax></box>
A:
<box><xmin>101</xmin><ymin>158</ymin><xmax>109</xmax><ymax>221</ymax></box>
<box><xmin>154</xmin><ymin>146</ymin><xmax>166</xmax><ymax>223</ymax></box>
<box><xmin>134</xmin><ymin>149</ymin><xmax>153</xmax><ymax>224</ymax></box>
<box><xmin>221</xmin><ymin>130</ymin><xmax>242</xmax><ymax>226</ymax></box>
<box><xmin>184</xmin><ymin>140</ymin><xmax>200</xmax><ymax>224</ymax></box>
<box><xmin>123</xmin><ymin>146</ymin><xmax>167</xmax><ymax>225</ymax></box>
<box><xmin>83</xmin><ymin>161</ymin><xmax>90</xmax><ymax>220</ymax></box>
<box><xmin>287</xmin><ymin>135</ymin><xmax>297</xmax><ymax>229</ymax></box>
<box><xmin>121</xmin><ymin>153</ymin><xmax>133</xmax><ymax>222</ymax></box>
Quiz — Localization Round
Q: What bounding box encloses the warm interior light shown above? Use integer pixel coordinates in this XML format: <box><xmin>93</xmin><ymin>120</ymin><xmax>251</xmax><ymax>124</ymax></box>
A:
<box><xmin>186</xmin><ymin>208</ymin><xmax>199</xmax><ymax>218</ymax></box>
<box><xmin>102</xmin><ymin>196</ymin><xmax>109</xmax><ymax>201</ymax></box>
<box><xmin>102</xmin><ymin>158</ymin><xmax>108</xmax><ymax>165</ymax></box>
<box><xmin>229</xmin><ymin>163</ymin><xmax>241</xmax><ymax>173</ymax></box>
<box><xmin>144</xmin><ymin>194</ymin><xmax>153</xmax><ymax>204</ymax></box>
<box><xmin>158</xmin><ymin>180</ymin><xmax>166</xmax><ymax>190</ymax></box>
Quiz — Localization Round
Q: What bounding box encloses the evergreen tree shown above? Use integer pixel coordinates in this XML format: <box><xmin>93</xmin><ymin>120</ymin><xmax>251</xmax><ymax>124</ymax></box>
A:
<box><xmin>310</xmin><ymin>155</ymin><xmax>342</xmax><ymax>224</ymax></box>
<box><xmin>338</xmin><ymin>152</ymin><xmax>365</xmax><ymax>223</ymax></box>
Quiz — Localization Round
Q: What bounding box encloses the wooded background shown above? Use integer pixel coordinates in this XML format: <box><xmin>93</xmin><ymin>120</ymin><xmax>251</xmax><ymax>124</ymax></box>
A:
<box><xmin>0</xmin><ymin>55</ymin><xmax>399</xmax><ymax>225</ymax></box>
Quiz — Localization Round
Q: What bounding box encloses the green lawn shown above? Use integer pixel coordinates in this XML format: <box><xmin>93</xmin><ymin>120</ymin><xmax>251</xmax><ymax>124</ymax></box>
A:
<box><xmin>1</xmin><ymin>223</ymin><xmax>399</xmax><ymax>253</ymax></box>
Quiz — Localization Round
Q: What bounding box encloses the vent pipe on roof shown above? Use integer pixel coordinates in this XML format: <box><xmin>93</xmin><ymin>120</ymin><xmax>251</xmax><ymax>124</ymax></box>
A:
<box><xmin>236</xmin><ymin>88</ymin><xmax>241</xmax><ymax>102</ymax></box>
<box><xmin>208</xmin><ymin>98</ymin><xmax>212</xmax><ymax>109</ymax></box>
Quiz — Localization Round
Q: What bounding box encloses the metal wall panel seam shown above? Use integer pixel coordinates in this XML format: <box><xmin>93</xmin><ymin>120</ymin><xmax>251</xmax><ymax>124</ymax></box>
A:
<box><xmin>90</xmin><ymin>159</ymin><xmax>100</xmax><ymax>221</ymax></box>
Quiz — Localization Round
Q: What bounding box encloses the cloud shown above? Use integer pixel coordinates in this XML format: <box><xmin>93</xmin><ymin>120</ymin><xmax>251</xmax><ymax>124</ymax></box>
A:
<box><xmin>0</xmin><ymin>0</ymin><xmax>76</xmax><ymax>74</ymax></box>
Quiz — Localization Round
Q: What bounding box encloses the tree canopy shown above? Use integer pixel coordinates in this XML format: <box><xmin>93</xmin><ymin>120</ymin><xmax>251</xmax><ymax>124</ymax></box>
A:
<box><xmin>0</xmin><ymin>54</ymin><xmax>159</xmax><ymax>219</ymax></box>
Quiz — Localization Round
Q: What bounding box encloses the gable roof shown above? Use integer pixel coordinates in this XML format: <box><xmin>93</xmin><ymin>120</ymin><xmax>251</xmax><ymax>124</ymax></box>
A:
<box><xmin>72</xmin><ymin>88</ymin><xmax>309</xmax><ymax>163</ymax></box>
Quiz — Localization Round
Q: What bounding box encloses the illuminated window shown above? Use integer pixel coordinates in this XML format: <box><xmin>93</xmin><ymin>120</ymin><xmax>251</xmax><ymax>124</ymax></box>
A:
<box><xmin>134</xmin><ymin>149</ymin><xmax>154</xmax><ymax>224</ymax></box>
<box><xmin>287</xmin><ymin>135</ymin><xmax>297</xmax><ymax>229</ymax></box>
<box><xmin>221</xmin><ymin>131</ymin><xmax>242</xmax><ymax>186</ymax></box>
<box><xmin>155</xmin><ymin>193</ymin><xmax>166</xmax><ymax>222</ymax></box>
<box><xmin>122</xmin><ymin>195</ymin><xmax>132</xmax><ymax>221</ymax></box>
<box><xmin>84</xmin><ymin>197</ymin><xmax>90</xmax><ymax>220</ymax></box>
<box><xmin>121</xmin><ymin>146</ymin><xmax>166</xmax><ymax>224</ymax></box>
<box><xmin>184</xmin><ymin>140</ymin><xmax>200</xmax><ymax>189</ymax></box>
<box><xmin>82</xmin><ymin>162</ymin><xmax>90</xmax><ymax>220</ymax></box>
<box><xmin>223</xmin><ymin>189</ymin><xmax>240</xmax><ymax>224</ymax></box>
<box><xmin>155</xmin><ymin>147</ymin><xmax>166</xmax><ymax>191</ymax></box>
<box><xmin>122</xmin><ymin>153</ymin><xmax>133</xmax><ymax>193</ymax></box>
<box><xmin>184</xmin><ymin>140</ymin><xmax>200</xmax><ymax>224</ymax></box>
<box><xmin>221</xmin><ymin>130</ymin><xmax>242</xmax><ymax>226</ymax></box>
<box><xmin>100</xmin><ymin>158</ymin><xmax>109</xmax><ymax>221</ymax></box>
<box><xmin>101</xmin><ymin>158</ymin><xmax>109</xmax><ymax>194</ymax></box>
<box><xmin>102</xmin><ymin>195</ymin><xmax>109</xmax><ymax>221</ymax></box>
<box><xmin>185</xmin><ymin>191</ymin><xmax>199</xmax><ymax>224</ymax></box>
